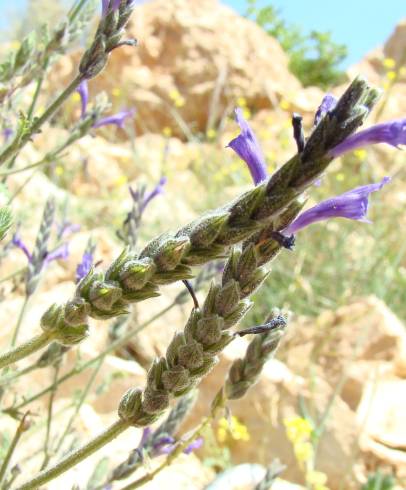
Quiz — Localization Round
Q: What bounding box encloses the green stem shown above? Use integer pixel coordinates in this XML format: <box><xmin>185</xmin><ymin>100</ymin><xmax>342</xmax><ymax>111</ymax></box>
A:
<box><xmin>54</xmin><ymin>356</ymin><xmax>105</xmax><ymax>454</ymax></box>
<box><xmin>0</xmin><ymin>132</ymin><xmax>83</xmax><ymax>177</ymax></box>
<box><xmin>7</xmin><ymin>171</ymin><xmax>37</xmax><ymax>204</ymax></box>
<box><xmin>16</xmin><ymin>419</ymin><xmax>129</xmax><ymax>490</ymax></box>
<box><xmin>27</xmin><ymin>62</ymin><xmax>48</xmax><ymax>121</ymax></box>
<box><xmin>4</xmin><ymin>302</ymin><xmax>176</xmax><ymax>414</ymax></box>
<box><xmin>0</xmin><ymin>413</ymin><xmax>29</xmax><ymax>486</ymax></box>
<box><xmin>0</xmin><ymin>332</ymin><xmax>51</xmax><ymax>370</ymax></box>
<box><xmin>40</xmin><ymin>363</ymin><xmax>61</xmax><ymax>470</ymax></box>
<box><xmin>68</xmin><ymin>0</ymin><xmax>90</xmax><ymax>23</ymax></box>
<box><xmin>10</xmin><ymin>296</ymin><xmax>30</xmax><ymax>347</ymax></box>
<box><xmin>0</xmin><ymin>75</ymin><xmax>82</xmax><ymax>167</ymax></box>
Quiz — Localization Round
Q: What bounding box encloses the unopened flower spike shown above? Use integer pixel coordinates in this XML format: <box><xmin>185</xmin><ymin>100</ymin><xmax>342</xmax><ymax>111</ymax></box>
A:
<box><xmin>330</xmin><ymin>118</ymin><xmax>406</xmax><ymax>157</ymax></box>
<box><xmin>314</xmin><ymin>93</ymin><xmax>337</xmax><ymax>126</ymax></box>
<box><xmin>93</xmin><ymin>108</ymin><xmax>135</xmax><ymax>129</ymax></box>
<box><xmin>76</xmin><ymin>80</ymin><xmax>89</xmax><ymax>118</ymax></box>
<box><xmin>282</xmin><ymin>177</ymin><xmax>391</xmax><ymax>235</ymax></box>
<box><xmin>228</xmin><ymin>108</ymin><xmax>268</xmax><ymax>185</ymax></box>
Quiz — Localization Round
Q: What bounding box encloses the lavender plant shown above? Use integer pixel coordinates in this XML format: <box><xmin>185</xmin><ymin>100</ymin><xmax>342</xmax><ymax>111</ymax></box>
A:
<box><xmin>0</xmin><ymin>1</ymin><xmax>404</xmax><ymax>488</ymax></box>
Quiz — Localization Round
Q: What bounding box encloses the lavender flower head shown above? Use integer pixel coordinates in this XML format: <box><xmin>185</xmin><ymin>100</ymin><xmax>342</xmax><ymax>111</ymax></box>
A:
<box><xmin>141</xmin><ymin>176</ymin><xmax>168</xmax><ymax>212</ymax></box>
<box><xmin>330</xmin><ymin>118</ymin><xmax>406</xmax><ymax>157</ymax></box>
<box><xmin>228</xmin><ymin>108</ymin><xmax>268</xmax><ymax>185</ymax></box>
<box><xmin>12</xmin><ymin>231</ymin><xmax>69</xmax><ymax>265</ymax></box>
<box><xmin>93</xmin><ymin>109</ymin><xmax>135</xmax><ymax>129</ymax></box>
<box><xmin>76</xmin><ymin>80</ymin><xmax>89</xmax><ymax>119</ymax></box>
<box><xmin>314</xmin><ymin>93</ymin><xmax>338</xmax><ymax>126</ymax></box>
<box><xmin>283</xmin><ymin>177</ymin><xmax>391</xmax><ymax>235</ymax></box>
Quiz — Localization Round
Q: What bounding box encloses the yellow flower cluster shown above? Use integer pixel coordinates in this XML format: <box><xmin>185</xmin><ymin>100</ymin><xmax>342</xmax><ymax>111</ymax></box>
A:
<box><xmin>284</xmin><ymin>417</ymin><xmax>329</xmax><ymax>490</ymax></box>
<box><xmin>236</xmin><ymin>97</ymin><xmax>251</xmax><ymax>120</ymax></box>
<box><xmin>169</xmin><ymin>89</ymin><xmax>185</xmax><ymax>108</ymax></box>
<box><xmin>217</xmin><ymin>415</ymin><xmax>250</xmax><ymax>443</ymax></box>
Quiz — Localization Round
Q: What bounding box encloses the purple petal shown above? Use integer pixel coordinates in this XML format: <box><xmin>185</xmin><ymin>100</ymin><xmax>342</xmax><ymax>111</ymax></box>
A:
<box><xmin>2</xmin><ymin>127</ymin><xmax>13</xmax><ymax>142</ymax></box>
<box><xmin>283</xmin><ymin>177</ymin><xmax>391</xmax><ymax>235</ymax></box>
<box><xmin>141</xmin><ymin>177</ymin><xmax>167</xmax><ymax>212</ymax></box>
<box><xmin>227</xmin><ymin>108</ymin><xmax>268</xmax><ymax>185</ymax></box>
<box><xmin>12</xmin><ymin>233</ymin><xmax>32</xmax><ymax>262</ymax></box>
<box><xmin>76</xmin><ymin>251</ymin><xmax>94</xmax><ymax>283</ymax></box>
<box><xmin>44</xmin><ymin>243</ymin><xmax>70</xmax><ymax>264</ymax></box>
<box><xmin>101</xmin><ymin>0</ymin><xmax>110</xmax><ymax>16</ymax></box>
<box><xmin>183</xmin><ymin>437</ymin><xmax>204</xmax><ymax>454</ymax></box>
<box><xmin>314</xmin><ymin>93</ymin><xmax>338</xmax><ymax>126</ymax></box>
<box><xmin>152</xmin><ymin>435</ymin><xmax>176</xmax><ymax>455</ymax></box>
<box><xmin>330</xmin><ymin>118</ymin><xmax>406</xmax><ymax>157</ymax></box>
<box><xmin>76</xmin><ymin>81</ymin><xmax>89</xmax><ymax>118</ymax></box>
<box><xmin>93</xmin><ymin>109</ymin><xmax>135</xmax><ymax>129</ymax></box>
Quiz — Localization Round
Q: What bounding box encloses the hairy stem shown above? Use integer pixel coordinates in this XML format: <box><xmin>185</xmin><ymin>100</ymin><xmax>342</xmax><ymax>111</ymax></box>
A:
<box><xmin>0</xmin><ymin>75</ymin><xmax>82</xmax><ymax>166</ymax></box>
<box><xmin>10</xmin><ymin>296</ymin><xmax>30</xmax><ymax>347</ymax></box>
<box><xmin>0</xmin><ymin>413</ymin><xmax>29</xmax><ymax>486</ymax></box>
<box><xmin>0</xmin><ymin>332</ymin><xmax>51</xmax><ymax>370</ymax></box>
<box><xmin>16</xmin><ymin>419</ymin><xmax>129</xmax><ymax>490</ymax></box>
<box><xmin>3</xmin><ymin>302</ymin><xmax>176</xmax><ymax>414</ymax></box>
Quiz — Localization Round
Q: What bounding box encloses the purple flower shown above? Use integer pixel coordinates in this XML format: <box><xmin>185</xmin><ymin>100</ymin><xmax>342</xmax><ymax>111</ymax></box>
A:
<box><xmin>12</xmin><ymin>231</ymin><xmax>69</xmax><ymax>265</ymax></box>
<box><xmin>12</xmin><ymin>232</ymin><xmax>32</xmax><ymax>261</ymax></box>
<box><xmin>45</xmin><ymin>243</ymin><xmax>70</xmax><ymax>264</ymax></box>
<box><xmin>314</xmin><ymin>93</ymin><xmax>337</xmax><ymax>126</ymax></box>
<box><xmin>76</xmin><ymin>251</ymin><xmax>94</xmax><ymax>283</ymax></box>
<box><xmin>2</xmin><ymin>127</ymin><xmax>13</xmax><ymax>142</ymax></box>
<box><xmin>58</xmin><ymin>221</ymin><xmax>81</xmax><ymax>239</ymax></box>
<box><xmin>228</xmin><ymin>108</ymin><xmax>268</xmax><ymax>185</ymax></box>
<box><xmin>330</xmin><ymin>118</ymin><xmax>406</xmax><ymax>158</ymax></box>
<box><xmin>183</xmin><ymin>437</ymin><xmax>204</xmax><ymax>454</ymax></box>
<box><xmin>102</xmin><ymin>0</ymin><xmax>121</xmax><ymax>17</ymax></box>
<box><xmin>282</xmin><ymin>177</ymin><xmax>390</xmax><ymax>235</ymax></box>
<box><xmin>141</xmin><ymin>177</ymin><xmax>167</xmax><ymax>212</ymax></box>
<box><xmin>93</xmin><ymin>109</ymin><xmax>135</xmax><ymax>129</ymax></box>
<box><xmin>76</xmin><ymin>80</ymin><xmax>89</xmax><ymax>118</ymax></box>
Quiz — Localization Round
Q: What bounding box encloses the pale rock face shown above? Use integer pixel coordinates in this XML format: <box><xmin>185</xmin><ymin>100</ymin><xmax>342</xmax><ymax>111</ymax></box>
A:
<box><xmin>49</xmin><ymin>0</ymin><xmax>303</xmax><ymax>137</ymax></box>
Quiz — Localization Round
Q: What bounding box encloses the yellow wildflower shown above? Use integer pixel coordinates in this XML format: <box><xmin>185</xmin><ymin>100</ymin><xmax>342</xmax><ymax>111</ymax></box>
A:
<box><xmin>295</xmin><ymin>441</ymin><xmax>313</xmax><ymax>464</ymax></box>
<box><xmin>386</xmin><ymin>70</ymin><xmax>397</xmax><ymax>81</ymax></box>
<box><xmin>55</xmin><ymin>166</ymin><xmax>64</xmax><ymax>176</ymax></box>
<box><xmin>114</xmin><ymin>175</ymin><xmax>128</xmax><ymax>187</ymax></box>
<box><xmin>242</xmin><ymin>107</ymin><xmax>251</xmax><ymax>120</ymax></box>
<box><xmin>382</xmin><ymin>58</ymin><xmax>396</xmax><ymax>69</ymax></box>
<box><xmin>163</xmin><ymin>126</ymin><xmax>172</xmax><ymax>137</ymax></box>
<box><xmin>353</xmin><ymin>149</ymin><xmax>367</xmax><ymax>160</ymax></box>
<box><xmin>284</xmin><ymin>417</ymin><xmax>313</xmax><ymax>443</ymax></box>
<box><xmin>335</xmin><ymin>172</ymin><xmax>345</xmax><ymax>182</ymax></box>
<box><xmin>279</xmin><ymin>99</ymin><xmax>290</xmax><ymax>111</ymax></box>
<box><xmin>236</xmin><ymin>96</ymin><xmax>247</xmax><ymax>107</ymax></box>
<box><xmin>112</xmin><ymin>87</ymin><xmax>121</xmax><ymax>97</ymax></box>
<box><xmin>71</xmin><ymin>93</ymin><xmax>81</xmax><ymax>103</ymax></box>
<box><xmin>217</xmin><ymin>416</ymin><xmax>250</xmax><ymax>443</ymax></box>
<box><xmin>206</xmin><ymin>128</ymin><xmax>217</xmax><ymax>140</ymax></box>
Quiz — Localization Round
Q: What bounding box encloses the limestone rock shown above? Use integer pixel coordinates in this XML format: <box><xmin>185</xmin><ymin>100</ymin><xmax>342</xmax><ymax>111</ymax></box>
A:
<box><xmin>49</xmin><ymin>0</ymin><xmax>302</xmax><ymax>137</ymax></box>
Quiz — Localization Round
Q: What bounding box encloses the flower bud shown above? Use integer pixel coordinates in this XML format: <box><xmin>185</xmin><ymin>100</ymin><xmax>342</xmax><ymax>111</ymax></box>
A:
<box><xmin>64</xmin><ymin>298</ymin><xmax>90</xmax><ymax>326</ymax></box>
<box><xmin>88</xmin><ymin>280</ymin><xmax>123</xmax><ymax>312</ymax></box>
<box><xmin>215</xmin><ymin>280</ymin><xmax>241</xmax><ymax>316</ymax></box>
<box><xmin>119</xmin><ymin>257</ymin><xmax>156</xmax><ymax>290</ymax></box>
<box><xmin>177</xmin><ymin>341</ymin><xmax>204</xmax><ymax>370</ymax></box>
<box><xmin>142</xmin><ymin>388</ymin><xmax>169</xmax><ymax>414</ymax></box>
<box><xmin>152</xmin><ymin>237</ymin><xmax>190</xmax><ymax>271</ymax></box>
<box><xmin>118</xmin><ymin>388</ymin><xmax>142</xmax><ymax>422</ymax></box>
<box><xmin>195</xmin><ymin>315</ymin><xmax>223</xmax><ymax>345</ymax></box>
<box><xmin>189</xmin><ymin>212</ymin><xmax>229</xmax><ymax>247</ymax></box>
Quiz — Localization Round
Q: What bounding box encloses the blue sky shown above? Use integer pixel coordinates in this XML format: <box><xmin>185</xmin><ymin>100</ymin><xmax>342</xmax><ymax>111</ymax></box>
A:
<box><xmin>2</xmin><ymin>0</ymin><xmax>405</xmax><ymax>66</ymax></box>
<box><xmin>223</xmin><ymin>0</ymin><xmax>405</xmax><ymax>66</ymax></box>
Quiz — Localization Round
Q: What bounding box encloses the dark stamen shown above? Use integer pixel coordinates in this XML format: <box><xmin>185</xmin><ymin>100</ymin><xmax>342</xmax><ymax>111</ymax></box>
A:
<box><xmin>182</xmin><ymin>280</ymin><xmax>199</xmax><ymax>309</ymax></box>
<box><xmin>270</xmin><ymin>231</ymin><xmax>295</xmax><ymax>250</ymax></box>
<box><xmin>292</xmin><ymin>113</ymin><xmax>305</xmax><ymax>153</ymax></box>
<box><xmin>236</xmin><ymin>315</ymin><xmax>286</xmax><ymax>337</ymax></box>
